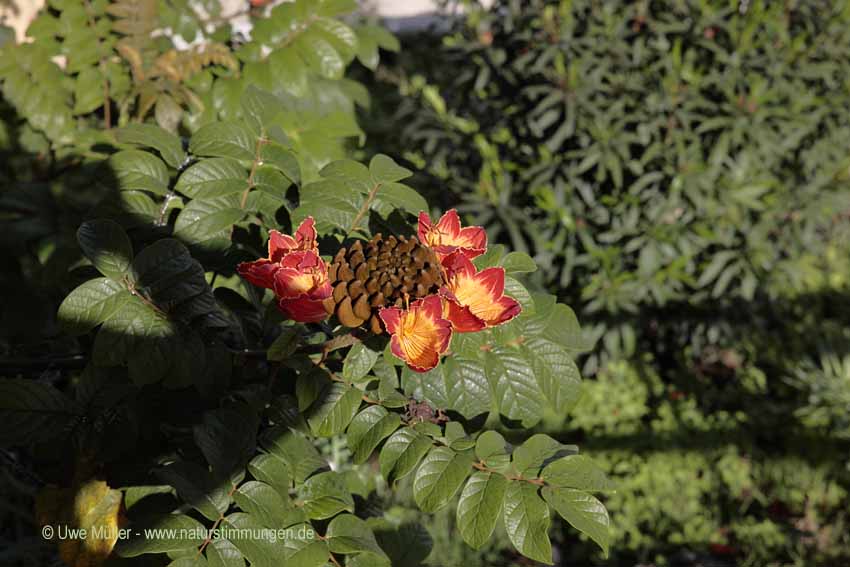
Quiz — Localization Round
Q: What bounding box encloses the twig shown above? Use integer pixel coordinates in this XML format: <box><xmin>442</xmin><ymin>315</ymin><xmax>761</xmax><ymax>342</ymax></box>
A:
<box><xmin>347</xmin><ymin>182</ymin><xmax>383</xmax><ymax>236</ymax></box>
<box><xmin>240</xmin><ymin>133</ymin><xmax>268</xmax><ymax>209</ymax></box>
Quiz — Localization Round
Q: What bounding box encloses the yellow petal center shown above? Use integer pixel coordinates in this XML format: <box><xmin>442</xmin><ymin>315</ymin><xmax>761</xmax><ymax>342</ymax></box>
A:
<box><xmin>450</xmin><ymin>274</ymin><xmax>502</xmax><ymax>321</ymax></box>
<box><xmin>399</xmin><ymin>309</ymin><xmax>439</xmax><ymax>362</ymax></box>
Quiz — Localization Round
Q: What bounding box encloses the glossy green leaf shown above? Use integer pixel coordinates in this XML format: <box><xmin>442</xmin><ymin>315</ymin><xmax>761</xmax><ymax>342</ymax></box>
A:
<box><xmin>346</xmin><ymin>405</ymin><xmax>401</xmax><ymax>464</ymax></box>
<box><xmin>503</xmin><ymin>482</ymin><xmax>552</xmax><ymax>564</ymax></box>
<box><xmin>306</xmin><ymin>382</ymin><xmax>362</xmax><ymax>437</ymax></box>
<box><xmin>542</xmin><ymin>487</ymin><xmax>610</xmax><ymax>556</ymax></box>
<box><xmin>457</xmin><ymin>471</ymin><xmax>507</xmax><ymax>549</ymax></box>
<box><xmin>379</xmin><ymin>427</ymin><xmax>432</xmax><ymax>483</ymax></box>
<box><xmin>116</xmin><ymin>514</ymin><xmax>206</xmax><ymax>557</ymax></box>
<box><xmin>77</xmin><ymin>219</ymin><xmax>133</xmax><ymax>280</ymax></box>
<box><xmin>413</xmin><ymin>446</ymin><xmax>473</xmax><ymax>512</ymax></box>
<box><xmin>58</xmin><ymin>278</ymin><xmax>131</xmax><ymax>335</ymax></box>
<box><xmin>541</xmin><ymin>455</ymin><xmax>616</xmax><ymax>492</ymax></box>
<box><xmin>109</xmin><ymin>149</ymin><xmax>170</xmax><ymax>195</ymax></box>
<box><xmin>174</xmin><ymin>158</ymin><xmax>247</xmax><ymax>200</ymax></box>
<box><xmin>189</xmin><ymin>121</ymin><xmax>256</xmax><ymax>160</ymax></box>
<box><xmin>116</xmin><ymin>123</ymin><xmax>186</xmax><ymax>168</ymax></box>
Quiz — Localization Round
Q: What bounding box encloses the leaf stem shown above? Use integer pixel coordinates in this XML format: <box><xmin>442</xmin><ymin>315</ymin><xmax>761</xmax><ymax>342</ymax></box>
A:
<box><xmin>241</xmin><ymin>133</ymin><xmax>268</xmax><ymax>209</ymax></box>
<box><xmin>347</xmin><ymin>182</ymin><xmax>383</xmax><ymax>236</ymax></box>
<box><xmin>197</xmin><ymin>482</ymin><xmax>239</xmax><ymax>556</ymax></box>
<box><xmin>473</xmin><ymin>461</ymin><xmax>546</xmax><ymax>485</ymax></box>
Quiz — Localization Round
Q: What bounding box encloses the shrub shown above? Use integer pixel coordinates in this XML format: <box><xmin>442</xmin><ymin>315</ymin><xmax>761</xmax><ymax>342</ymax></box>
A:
<box><xmin>361</xmin><ymin>0</ymin><xmax>850</xmax><ymax>564</ymax></box>
<box><xmin>0</xmin><ymin>2</ymin><xmax>612</xmax><ymax>566</ymax></box>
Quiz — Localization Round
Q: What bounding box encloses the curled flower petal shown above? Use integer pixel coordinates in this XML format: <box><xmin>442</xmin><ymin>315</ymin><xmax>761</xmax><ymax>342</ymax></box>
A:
<box><xmin>236</xmin><ymin>259</ymin><xmax>278</xmax><ymax>289</ymax></box>
<box><xmin>440</xmin><ymin>251</ymin><xmax>521</xmax><ymax>331</ymax></box>
<box><xmin>278</xmin><ymin>296</ymin><xmax>331</xmax><ymax>323</ymax></box>
<box><xmin>418</xmin><ymin>209</ymin><xmax>487</xmax><ymax>260</ymax></box>
<box><xmin>269</xmin><ymin>217</ymin><xmax>318</xmax><ymax>262</ymax></box>
<box><xmin>379</xmin><ymin>295</ymin><xmax>452</xmax><ymax>372</ymax></box>
<box><xmin>272</xmin><ymin>251</ymin><xmax>332</xmax><ymax>323</ymax></box>
<box><xmin>237</xmin><ymin>217</ymin><xmax>319</xmax><ymax>290</ymax></box>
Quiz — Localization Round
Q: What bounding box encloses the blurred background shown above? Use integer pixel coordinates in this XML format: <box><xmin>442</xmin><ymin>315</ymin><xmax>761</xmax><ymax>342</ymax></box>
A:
<box><xmin>2</xmin><ymin>1</ymin><xmax>850</xmax><ymax>566</ymax></box>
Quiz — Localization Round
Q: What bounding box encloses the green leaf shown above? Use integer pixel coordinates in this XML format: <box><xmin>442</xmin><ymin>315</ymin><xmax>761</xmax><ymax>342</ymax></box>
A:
<box><xmin>281</xmin><ymin>523</ymin><xmax>329</xmax><ymax>567</ymax></box>
<box><xmin>512</xmin><ymin>434</ymin><xmax>576</xmax><ymax>477</ymax></box>
<box><xmin>248</xmin><ymin>453</ymin><xmax>291</xmax><ymax>498</ymax></box>
<box><xmin>441</xmin><ymin>356</ymin><xmax>491</xmax><ymax>419</ymax></box>
<box><xmin>260</xmin><ymin>142</ymin><xmax>300</xmax><ymax>184</ymax></box>
<box><xmin>295</xmin><ymin>32</ymin><xmax>344</xmax><ymax>79</ymax></box>
<box><xmin>300</xmin><ymin>471</ymin><xmax>355</xmax><ymax>519</ymax></box>
<box><xmin>342</xmin><ymin>343</ymin><xmax>379</xmax><ymax>382</ymax></box>
<box><xmin>189</xmin><ymin>121</ymin><xmax>255</xmax><ymax>160</ymax></box>
<box><xmin>503</xmin><ymin>482</ymin><xmax>552</xmax><ymax>564</ymax></box>
<box><xmin>241</xmin><ymin>86</ymin><xmax>281</xmax><ymax>135</ymax></box>
<box><xmin>58</xmin><ymin>278</ymin><xmax>132</xmax><ymax>335</ymax></box>
<box><xmin>260</xmin><ymin>426</ymin><xmax>326</xmax><ymax>483</ymax></box>
<box><xmin>474</xmin><ymin>244</ymin><xmax>506</xmax><ymax>270</ymax></box>
<box><xmin>269</xmin><ymin>49</ymin><xmax>308</xmax><ymax>97</ymax></box>
<box><xmin>116</xmin><ymin>123</ymin><xmax>186</xmax><ymax>168</ymax></box>
<box><xmin>205</xmin><ymin>539</ymin><xmax>244</xmax><ymax>567</ymax></box>
<box><xmin>313</xmin><ymin>17</ymin><xmax>358</xmax><ymax>62</ymax></box>
<box><xmin>541</xmin><ymin>455</ymin><xmax>615</xmax><ymax>492</ymax></box>
<box><xmin>523</xmin><ymin>337</ymin><xmax>582</xmax><ymax>414</ymax></box>
<box><xmin>372</xmin><ymin>182</ymin><xmax>428</xmax><ymax>218</ymax></box>
<box><xmin>108</xmin><ymin>150</ymin><xmax>170</xmax><ymax>195</ymax></box>
<box><xmin>327</xmin><ymin>514</ymin><xmax>387</xmax><ymax>557</ymax></box>
<box><xmin>475</xmin><ymin>430</ymin><xmax>509</xmax><ymax>461</ymax></box>
<box><xmin>92</xmin><ymin>297</ymin><xmax>174</xmax><ymax>369</ymax></box>
<box><xmin>194</xmin><ymin>404</ymin><xmax>258</xmax><ymax>477</ymax></box>
<box><xmin>234</xmin><ymin>480</ymin><xmax>304</xmax><ymax>529</ymax></box>
<box><xmin>174</xmin><ymin>158</ymin><xmax>247</xmax><ymax>200</ymax></box>
<box><xmin>293</xmin><ymin>179</ymin><xmax>362</xmax><ymax>234</ymax></box>
<box><xmin>379</xmin><ymin>427</ymin><xmax>432</xmax><ymax>483</ymax></box>
<box><xmin>346</xmin><ymin>406</ymin><xmax>401</xmax><ymax>464</ymax></box>
<box><xmin>116</xmin><ymin>514</ymin><xmax>206</xmax><ymax>557</ymax></box>
<box><xmin>156</xmin><ymin>460</ymin><xmax>231</xmax><ymax>521</ymax></box>
<box><xmin>73</xmin><ymin>66</ymin><xmax>103</xmax><ymax>114</ymax></box>
<box><xmin>221</xmin><ymin>513</ymin><xmax>292</xmax><ymax>567</ymax></box>
<box><xmin>413</xmin><ymin>446</ymin><xmax>473</xmax><ymax>513</ymax></box>
<box><xmin>77</xmin><ymin>219</ymin><xmax>133</xmax><ymax>280</ymax></box>
<box><xmin>306</xmin><ymin>382</ymin><xmax>362</xmax><ymax>437</ymax></box>
<box><xmin>484</xmin><ymin>347</ymin><xmax>544</xmax><ymax>427</ymax></box>
<box><xmin>501</xmin><ymin>251</ymin><xmax>537</xmax><ymax>273</ymax></box>
<box><xmin>542</xmin><ymin>487</ymin><xmax>610</xmax><ymax>557</ymax></box>
<box><xmin>542</xmin><ymin>304</ymin><xmax>590</xmax><ymax>355</ymax></box>
<box><xmin>457</xmin><ymin>472</ymin><xmax>507</xmax><ymax>549</ymax></box>
<box><xmin>174</xmin><ymin>195</ymin><xmax>243</xmax><ymax>245</ymax></box>
<box><xmin>369</xmin><ymin>154</ymin><xmax>412</xmax><ymax>184</ymax></box>
<box><xmin>267</xmin><ymin>328</ymin><xmax>299</xmax><ymax>362</ymax></box>
<box><xmin>0</xmin><ymin>379</ymin><xmax>79</xmax><ymax>446</ymax></box>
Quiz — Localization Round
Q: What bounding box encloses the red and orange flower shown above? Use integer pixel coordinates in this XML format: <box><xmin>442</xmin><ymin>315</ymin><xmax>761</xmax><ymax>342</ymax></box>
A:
<box><xmin>273</xmin><ymin>250</ymin><xmax>333</xmax><ymax>323</ymax></box>
<box><xmin>236</xmin><ymin>210</ymin><xmax>522</xmax><ymax>372</ymax></box>
<box><xmin>379</xmin><ymin>296</ymin><xmax>452</xmax><ymax>373</ymax></box>
<box><xmin>418</xmin><ymin>209</ymin><xmax>487</xmax><ymax>260</ymax></box>
<box><xmin>237</xmin><ymin>217</ymin><xmax>331</xmax><ymax>323</ymax></box>
<box><xmin>236</xmin><ymin>218</ymin><xmax>318</xmax><ymax>289</ymax></box>
<box><xmin>439</xmin><ymin>251</ymin><xmax>521</xmax><ymax>332</ymax></box>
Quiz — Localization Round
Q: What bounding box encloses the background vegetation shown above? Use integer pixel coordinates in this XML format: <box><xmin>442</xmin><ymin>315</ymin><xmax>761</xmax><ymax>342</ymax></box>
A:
<box><xmin>360</xmin><ymin>0</ymin><xmax>850</xmax><ymax>565</ymax></box>
<box><xmin>1</xmin><ymin>0</ymin><xmax>849</xmax><ymax>566</ymax></box>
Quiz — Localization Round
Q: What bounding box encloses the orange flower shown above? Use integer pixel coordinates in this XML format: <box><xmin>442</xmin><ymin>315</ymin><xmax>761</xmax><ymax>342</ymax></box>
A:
<box><xmin>273</xmin><ymin>251</ymin><xmax>332</xmax><ymax>323</ymax></box>
<box><xmin>439</xmin><ymin>251</ymin><xmax>521</xmax><ymax>332</ymax></box>
<box><xmin>237</xmin><ymin>217</ymin><xmax>318</xmax><ymax>289</ymax></box>
<box><xmin>418</xmin><ymin>209</ymin><xmax>487</xmax><ymax>260</ymax></box>
<box><xmin>379</xmin><ymin>295</ymin><xmax>452</xmax><ymax>372</ymax></box>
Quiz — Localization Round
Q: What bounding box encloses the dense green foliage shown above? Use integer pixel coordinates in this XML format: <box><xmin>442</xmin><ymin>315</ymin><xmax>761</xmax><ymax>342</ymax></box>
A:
<box><xmin>0</xmin><ymin>2</ymin><xmax>612</xmax><ymax>567</ymax></box>
<box><xmin>361</xmin><ymin>0</ymin><xmax>850</xmax><ymax>565</ymax></box>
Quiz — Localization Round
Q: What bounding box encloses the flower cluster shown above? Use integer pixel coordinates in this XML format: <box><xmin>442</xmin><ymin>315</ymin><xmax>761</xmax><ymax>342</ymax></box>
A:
<box><xmin>237</xmin><ymin>210</ymin><xmax>520</xmax><ymax>372</ymax></box>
